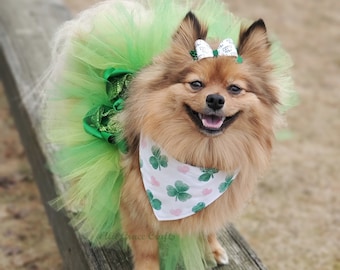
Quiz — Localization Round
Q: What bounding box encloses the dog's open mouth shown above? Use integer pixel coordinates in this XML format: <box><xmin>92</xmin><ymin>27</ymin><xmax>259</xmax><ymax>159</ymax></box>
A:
<box><xmin>185</xmin><ymin>105</ymin><xmax>240</xmax><ymax>135</ymax></box>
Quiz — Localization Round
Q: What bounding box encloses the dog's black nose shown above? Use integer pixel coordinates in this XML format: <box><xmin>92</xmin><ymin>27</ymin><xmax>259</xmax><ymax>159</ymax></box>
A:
<box><xmin>206</xmin><ymin>94</ymin><xmax>225</xmax><ymax>110</ymax></box>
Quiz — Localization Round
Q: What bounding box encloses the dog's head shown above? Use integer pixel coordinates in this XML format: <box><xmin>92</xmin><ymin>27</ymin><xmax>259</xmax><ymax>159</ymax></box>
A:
<box><xmin>123</xmin><ymin>12</ymin><xmax>280</xmax><ymax>171</ymax></box>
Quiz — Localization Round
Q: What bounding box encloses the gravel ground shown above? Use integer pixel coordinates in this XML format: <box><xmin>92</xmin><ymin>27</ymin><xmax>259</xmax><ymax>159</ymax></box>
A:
<box><xmin>0</xmin><ymin>0</ymin><xmax>339</xmax><ymax>269</ymax></box>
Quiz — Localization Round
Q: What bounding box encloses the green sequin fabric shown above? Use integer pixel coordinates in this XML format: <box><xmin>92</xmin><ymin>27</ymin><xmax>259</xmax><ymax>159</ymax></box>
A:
<box><xmin>82</xmin><ymin>69</ymin><xmax>133</xmax><ymax>153</ymax></box>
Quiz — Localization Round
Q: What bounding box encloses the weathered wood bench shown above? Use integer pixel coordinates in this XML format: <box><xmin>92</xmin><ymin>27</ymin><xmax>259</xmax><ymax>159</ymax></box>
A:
<box><xmin>0</xmin><ymin>0</ymin><xmax>267</xmax><ymax>269</ymax></box>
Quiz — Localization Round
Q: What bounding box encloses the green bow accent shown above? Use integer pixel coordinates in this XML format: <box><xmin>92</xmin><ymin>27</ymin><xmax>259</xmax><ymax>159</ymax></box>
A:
<box><xmin>212</xmin><ymin>49</ymin><xmax>219</xmax><ymax>57</ymax></box>
<box><xmin>82</xmin><ymin>68</ymin><xmax>133</xmax><ymax>153</ymax></box>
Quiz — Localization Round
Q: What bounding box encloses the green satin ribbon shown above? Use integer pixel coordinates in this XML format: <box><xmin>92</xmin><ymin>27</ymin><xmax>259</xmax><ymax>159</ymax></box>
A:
<box><xmin>82</xmin><ymin>68</ymin><xmax>133</xmax><ymax>153</ymax></box>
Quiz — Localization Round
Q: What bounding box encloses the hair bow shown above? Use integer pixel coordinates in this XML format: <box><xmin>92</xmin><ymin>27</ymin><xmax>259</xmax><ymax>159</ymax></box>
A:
<box><xmin>190</xmin><ymin>38</ymin><xmax>243</xmax><ymax>63</ymax></box>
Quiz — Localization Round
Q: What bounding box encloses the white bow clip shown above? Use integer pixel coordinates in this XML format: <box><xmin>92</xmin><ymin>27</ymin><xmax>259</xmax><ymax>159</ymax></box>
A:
<box><xmin>194</xmin><ymin>38</ymin><xmax>238</xmax><ymax>60</ymax></box>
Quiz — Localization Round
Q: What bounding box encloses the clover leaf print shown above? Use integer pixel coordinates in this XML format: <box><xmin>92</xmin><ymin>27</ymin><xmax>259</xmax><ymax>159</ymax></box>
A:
<box><xmin>192</xmin><ymin>202</ymin><xmax>206</xmax><ymax>213</ymax></box>
<box><xmin>149</xmin><ymin>145</ymin><xmax>168</xmax><ymax>170</ymax></box>
<box><xmin>166</xmin><ymin>181</ymin><xmax>192</xmax><ymax>202</ymax></box>
<box><xmin>198</xmin><ymin>168</ymin><xmax>219</xmax><ymax>182</ymax></box>
<box><xmin>146</xmin><ymin>190</ymin><xmax>162</xmax><ymax>210</ymax></box>
<box><xmin>218</xmin><ymin>174</ymin><xmax>234</xmax><ymax>193</ymax></box>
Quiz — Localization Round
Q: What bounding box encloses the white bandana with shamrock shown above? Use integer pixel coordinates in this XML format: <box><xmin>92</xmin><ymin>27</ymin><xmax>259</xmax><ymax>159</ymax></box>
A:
<box><xmin>139</xmin><ymin>134</ymin><xmax>240</xmax><ymax>221</ymax></box>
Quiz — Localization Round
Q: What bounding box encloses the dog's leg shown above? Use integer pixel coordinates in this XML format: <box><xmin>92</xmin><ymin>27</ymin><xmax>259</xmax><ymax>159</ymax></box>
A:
<box><xmin>120</xmin><ymin>159</ymin><xmax>161</xmax><ymax>269</ymax></box>
<box><xmin>124</xmin><ymin>225</ymin><xmax>160</xmax><ymax>270</ymax></box>
<box><xmin>208</xmin><ymin>233</ymin><xmax>229</xmax><ymax>265</ymax></box>
<box><xmin>130</xmin><ymin>235</ymin><xmax>159</xmax><ymax>269</ymax></box>
<box><xmin>120</xmin><ymin>200</ymin><xmax>160</xmax><ymax>268</ymax></box>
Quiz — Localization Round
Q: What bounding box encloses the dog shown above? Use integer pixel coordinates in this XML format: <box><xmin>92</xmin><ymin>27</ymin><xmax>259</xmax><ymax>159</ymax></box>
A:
<box><xmin>42</xmin><ymin>1</ymin><xmax>293</xmax><ymax>269</ymax></box>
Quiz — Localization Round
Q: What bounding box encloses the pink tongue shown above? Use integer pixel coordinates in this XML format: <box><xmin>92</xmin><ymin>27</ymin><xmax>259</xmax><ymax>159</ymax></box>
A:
<box><xmin>201</xmin><ymin>114</ymin><xmax>224</xmax><ymax>129</ymax></box>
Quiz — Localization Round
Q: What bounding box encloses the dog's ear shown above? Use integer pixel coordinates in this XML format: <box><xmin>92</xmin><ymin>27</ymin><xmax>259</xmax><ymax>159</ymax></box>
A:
<box><xmin>238</xmin><ymin>20</ymin><xmax>279</xmax><ymax>104</ymax></box>
<box><xmin>238</xmin><ymin>19</ymin><xmax>271</xmax><ymax>64</ymax></box>
<box><xmin>172</xmin><ymin>12</ymin><xmax>208</xmax><ymax>51</ymax></box>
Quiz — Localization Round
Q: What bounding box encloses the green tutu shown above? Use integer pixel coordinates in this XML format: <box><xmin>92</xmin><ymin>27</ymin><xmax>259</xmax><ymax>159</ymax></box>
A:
<box><xmin>42</xmin><ymin>0</ymin><xmax>296</xmax><ymax>268</ymax></box>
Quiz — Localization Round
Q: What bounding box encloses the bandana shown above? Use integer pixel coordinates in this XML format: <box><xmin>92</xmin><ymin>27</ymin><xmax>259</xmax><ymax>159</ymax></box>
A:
<box><xmin>139</xmin><ymin>134</ymin><xmax>240</xmax><ymax>221</ymax></box>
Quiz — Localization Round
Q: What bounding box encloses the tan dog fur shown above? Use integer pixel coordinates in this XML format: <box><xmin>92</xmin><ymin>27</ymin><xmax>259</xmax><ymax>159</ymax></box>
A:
<box><xmin>119</xmin><ymin>12</ymin><xmax>278</xmax><ymax>269</ymax></box>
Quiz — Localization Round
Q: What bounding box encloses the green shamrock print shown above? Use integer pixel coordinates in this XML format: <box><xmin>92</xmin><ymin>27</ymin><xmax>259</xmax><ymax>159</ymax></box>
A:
<box><xmin>166</xmin><ymin>180</ymin><xmax>192</xmax><ymax>202</ymax></box>
<box><xmin>146</xmin><ymin>190</ymin><xmax>162</xmax><ymax>210</ymax></box>
<box><xmin>198</xmin><ymin>168</ymin><xmax>219</xmax><ymax>182</ymax></box>
<box><xmin>192</xmin><ymin>202</ymin><xmax>206</xmax><ymax>213</ymax></box>
<box><xmin>218</xmin><ymin>174</ymin><xmax>234</xmax><ymax>193</ymax></box>
<box><xmin>149</xmin><ymin>145</ymin><xmax>168</xmax><ymax>170</ymax></box>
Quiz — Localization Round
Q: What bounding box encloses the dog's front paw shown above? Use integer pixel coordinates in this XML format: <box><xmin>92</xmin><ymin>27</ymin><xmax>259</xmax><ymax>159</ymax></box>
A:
<box><xmin>208</xmin><ymin>233</ymin><xmax>229</xmax><ymax>265</ymax></box>
<box><xmin>212</xmin><ymin>246</ymin><xmax>229</xmax><ymax>265</ymax></box>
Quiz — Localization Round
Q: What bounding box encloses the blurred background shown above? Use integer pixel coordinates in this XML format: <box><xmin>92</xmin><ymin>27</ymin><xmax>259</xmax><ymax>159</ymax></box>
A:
<box><xmin>0</xmin><ymin>0</ymin><xmax>338</xmax><ymax>269</ymax></box>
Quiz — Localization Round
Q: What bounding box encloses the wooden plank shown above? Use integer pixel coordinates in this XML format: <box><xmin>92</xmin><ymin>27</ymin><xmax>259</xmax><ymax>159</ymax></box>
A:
<box><xmin>0</xmin><ymin>1</ymin><xmax>90</xmax><ymax>269</ymax></box>
<box><xmin>79</xmin><ymin>226</ymin><xmax>268</xmax><ymax>270</ymax></box>
<box><xmin>0</xmin><ymin>0</ymin><xmax>267</xmax><ymax>269</ymax></box>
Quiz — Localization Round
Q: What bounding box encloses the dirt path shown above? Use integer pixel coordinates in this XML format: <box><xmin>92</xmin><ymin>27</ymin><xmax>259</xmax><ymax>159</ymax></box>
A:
<box><xmin>0</xmin><ymin>82</ymin><xmax>62</xmax><ymax>270</ymax></box>
<box><xmin>0</xmin><ymin>0</ymin><xmax>339</xmax><ymax>269</ymax></box>
<box><xmin>227</xmin><ymin>1</ymin><xmax>340</xmax><ymax>270</ymax></box>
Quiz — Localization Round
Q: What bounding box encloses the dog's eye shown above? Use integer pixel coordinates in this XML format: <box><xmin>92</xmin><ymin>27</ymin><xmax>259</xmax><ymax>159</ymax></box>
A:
<box><xmin>227</xmin><ymin>84</ymin><xmax>242</xmax><ymax>95</ymax></box>
<box><xmin>189</xmin><ymin>80</ymin><xmax>204</xmax><ymax>91</ymax></box>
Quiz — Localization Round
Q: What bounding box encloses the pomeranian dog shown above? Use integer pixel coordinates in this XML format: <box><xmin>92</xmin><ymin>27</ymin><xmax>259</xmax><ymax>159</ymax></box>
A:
<box><xmin>121</xmin><ymin>13</ymin><xmax>276</xmax><ymax>269</ymax></box>
<box><xmin>42</xmin><ymin>1</ymin><xmax>293</xmax><ymax>269</ymax></box>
